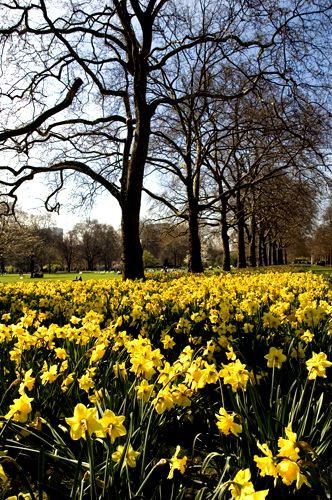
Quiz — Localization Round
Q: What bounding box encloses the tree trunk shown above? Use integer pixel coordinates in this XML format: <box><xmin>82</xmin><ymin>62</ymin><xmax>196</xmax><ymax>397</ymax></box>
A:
<box><xmin>121</xmin><ymin>105</ymin><xmax>151</xmax><ymax>279</ymax></box>
<box><xmin>284</xmin><ymin>249</ymin><xmax>288</xmax><ymax>265</ymax></box>
<box><xmin>263</xmin><ymin>238</ymin><xmax>268</xmax><ymax>267</ymax></box>
<box><xmin>258</xmin><ymin>230</ymin><xmax>264</xmax><ymax>267</ymax></box>
<box><xmin>237</xmin><ymin>192</ymin><xmax>246</xmax><ymax>268</ymax></box>
<box><xmin>66</xmin><ymin>256</ymin><xmax>71</xmax><ymax>273</ymax></box>
<box><xmin>188</xmin><ymin>203</ymin><xmax>203</xmax><ymax>273</ymax></box>
<box><xmin>221</xmin><ymin>197</ymin><xmax>231</xmax><ymax>271</ymax></box>
<box><xmin>121</xmin><ymin>201</ymin><xmax>144</xmax><ymax>279</ymax></box>
<box><xmin>30</xmin><ymin>255</ymin><xmax>35</xmax><ymax>278</ymax></box>
<box><xmin>277</xmin><ymin>247</ymin><xmax>284</xmax><ymax>265</ymax></box>
<box><xmin>272</xmin><ymin>242</ymin><xmax>278</xmax><ymax>265</ymax></box>
<box><xmin>268</xmin><ymin>239</ymin><xmax>272</xmax><ymax>266</ymax></box>
<box><xmin>249</xmin><ymin>213</ymin><xmax>257</xmax><ymax>267</ymax></box>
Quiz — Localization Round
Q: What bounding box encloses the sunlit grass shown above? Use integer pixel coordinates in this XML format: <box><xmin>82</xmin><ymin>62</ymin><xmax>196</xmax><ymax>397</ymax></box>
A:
<box><xmin>0</xmin><ymin>271</ymin><xmax>121</xmax><ymax>283</ymax></box>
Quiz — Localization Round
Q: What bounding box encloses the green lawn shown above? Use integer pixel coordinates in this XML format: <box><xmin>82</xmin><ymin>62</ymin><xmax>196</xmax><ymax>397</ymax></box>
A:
<box><xmin>1</xmin><ymin>265</ymin><xmax>331</xmax><ymax>284</ymax></box>
<box><xmin>0</xmin><ymin>271</ymin><xmax>121</xmax><ymax>283</ymax></box>
<box><xmin>290</xmin><ymin>264</ymin><xmax>332</xmax><ymax>275</ymax></box>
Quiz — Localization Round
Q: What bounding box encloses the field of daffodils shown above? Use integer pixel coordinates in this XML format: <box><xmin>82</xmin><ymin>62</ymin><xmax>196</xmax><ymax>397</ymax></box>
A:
<box><xmin>0</xmin><ymin>271</ymin><xmax>331</xmax><ymax>499</ymax></box>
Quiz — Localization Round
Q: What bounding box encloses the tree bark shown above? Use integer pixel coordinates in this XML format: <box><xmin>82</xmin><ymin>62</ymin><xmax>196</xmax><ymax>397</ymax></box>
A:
<box><xmin>263</xmin><ymin>237</ymin><xmax>268</xmax><ymax>266</ymax></box>
<box><xmin>221</xmin><ymin>197</ymin><xmax>231</xmax><ymax>271</ymax></box>
<box><xmin>268</xmin><ymin>239</ymin><xmax>272</xmax><ymax>266</ymax></box>
<box><xmin>237</xmin><ymin>192</ymin><xmax>246</xmax><ymax>268</ymax></box>
<box><xmin>121</xmin><ymin>203</ymin><xmax>144</xmax><ymax>279</ymax></box>
<box><xmin>30</xmin><ymin>255</ymin><xmax>35</xmax><ymax>278</ymax></box>
<box><xmin>258</xmin><ymin>230</ymin><xmax>264</xmax><ymax>267</ymax></box>
<box><xmin>272</xmin><ymin>242</ymin><xmax>278</xmax><ymax>265</ymax></box>
<box><xmin>249</xmin><ymin>213</ymin><xmax>257</xmax><ymax>267</ymax></box>
<box><xmin>188</xmin><ymin>202</ymin><xmax>203</xmax><ymax>273</ymax></box>
<box><xmin>121</xmin><ymin>44</ymin><xmax>152</xmax><ymax>279</ymax></box>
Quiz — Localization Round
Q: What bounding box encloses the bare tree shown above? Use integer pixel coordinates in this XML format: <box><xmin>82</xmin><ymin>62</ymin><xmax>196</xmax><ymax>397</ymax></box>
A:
<box><xmin>58</xmin><ymin>230</ymin><xmax>78</xmax><ymax>273</ymax></box>
<box><xmin>311</xmin><ymin>200</ymin><xmax>332</xmax><ymax>264</ymax></box>
<box><xmin>0</xmin><ymin>0</ymin><xmax>331</xmax><ymax>278</ymax></box>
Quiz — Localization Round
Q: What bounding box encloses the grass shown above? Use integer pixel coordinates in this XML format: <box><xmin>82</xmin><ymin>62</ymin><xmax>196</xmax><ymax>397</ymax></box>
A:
<box><xmin>1</xmin><ymin>265</ymin><xmax>331</xmax><ymax>284</ymax></box>
<box><xmin>0</xmin><ymin>271</ymin><xmax>121</xmax><ymax>283</ymax></box>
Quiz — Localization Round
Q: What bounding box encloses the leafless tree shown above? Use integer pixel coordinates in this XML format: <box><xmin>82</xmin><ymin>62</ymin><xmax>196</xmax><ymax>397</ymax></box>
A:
<box><xmin>0</xmin><ymin>0</ymin><xmax>331</xmax><ymax>278</ymax></box>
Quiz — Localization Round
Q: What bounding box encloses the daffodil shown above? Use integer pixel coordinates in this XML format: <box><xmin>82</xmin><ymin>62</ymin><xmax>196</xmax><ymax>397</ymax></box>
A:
<box><xmin>216</xmin><ymin>407</ymin><xmax>242</xmax><ymax>437</ymax></box>
<box><xmin>95</xmin><ymin>409</ymin><xmax>126</xmax><ymax>443</ymax></box>
<box><xmin>276</xmin><ymin>459</ymin><xmax>310</xmax><ymax>488</ymax></box>
<box><xmin>167</xmin><ymin>445</ymin><xmax>188</xmax><ymax>479</ymax></box>
<box><xmin>229</xmin><ymin>468</ymin><xmax>268</xmax><ymax>499</ymax></box>
<box><xmin>264</xmin><ymin>347</ymin><xmax>287</xmax><ymax>369</ymax></box>
<box><xmin>112</xmin><ymin>444</ymin><xmax>140</xmax><ymax>468</ymax></box>
<box><xmin>152</xmin><ymin>389</ymin><xmax>174</xmax><ymax>414</ymax></box>
<box><xmin>6</xmin><ymin>494</ymin><xmax>32</xmax><ymax>500</ymax></box>
<box><xmin>113</xmin><ymin>361</ymin><xmax>127</xmax><ymax>378</ymax></box>
<box><xmin>162</xmin><ymin>334</ymin><xmax>176</xmax><ymax>349</ymax></box>
<box><xmin>219</xmin><ymin>359</ymin><xmax>250</xmax><ymax>392</ymax></box>
<box><xmin>18</xmin><ymin>369</ymin><xmax>35</xmax><ymax>394</ymax></box>
<box><xmin>277</xmin><ymin>423</ymin><xmax>300</xmax><ymax>461</ymax></box>
<box><xmin>40</xmin><ymin>364</ymin><xmax>58</xmax><ymax>385</ymax></box>
<box><xmin>61</xmin><ymin>372</ymin><xmax>75</xmax><ymax>392</ymax></box>
<box><xmin>135</xmin><ymin>379</ymin><xmax>154</xmax><ymax>402</ymax></box>
<box><xmin>54</xmin><ymin>347</ymin><xmax>68</xmax><ymax>359</ymax></box>
<box><xmin>306</xmin><ymin>352</ymin><xmax>332</xmax><ymax>379</ymax></box>
<box><xmin>65</xmin><ymin>403</ymin><xmax>102</xmax><ymax>440</ymax></box>
<box><xmin>5</xmin><ymin>393</ymin><xmax>33</xmax><ymax>423</ymax></box>
<box><xmin>254</xmin><ymin>442</ymin><xmax>277</xmax><ymax>478</ymax></box>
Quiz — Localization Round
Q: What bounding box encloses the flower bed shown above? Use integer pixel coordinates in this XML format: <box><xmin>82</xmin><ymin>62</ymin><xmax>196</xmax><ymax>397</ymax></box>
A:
<box><xmin>0</xmin><ymin>272</ymin><xmax>331</xmax><ymax>498</ymax></box>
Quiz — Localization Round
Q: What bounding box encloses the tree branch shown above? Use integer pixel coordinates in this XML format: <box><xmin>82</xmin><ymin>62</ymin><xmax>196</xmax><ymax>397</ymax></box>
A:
<box><xmin>0</xmin><ymin>78</ymin><xmax>83</xmax><ymax>142</ymax></box>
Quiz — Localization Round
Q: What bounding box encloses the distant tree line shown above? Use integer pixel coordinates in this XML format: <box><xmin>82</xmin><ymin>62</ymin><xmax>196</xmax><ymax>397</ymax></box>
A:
<box><xmin>1</xmin><ymin>197</ymin><xmax>331</xmax><ymax>275</ymax></box>
<box><xmin>0</xmin><ymin>214</ymin><xmax>122</xmax><ymax>274</ymax></box>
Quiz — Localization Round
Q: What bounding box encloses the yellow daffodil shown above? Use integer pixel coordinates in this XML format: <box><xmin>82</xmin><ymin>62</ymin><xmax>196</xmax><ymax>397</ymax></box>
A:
<box><xmin>167</xmin><ymin>445</ymin><xmax>188</xmax><ymax>479</ymax></box>
<box><xmin>5</xmin><ymin>393</ymin><xmax>33</xmax><ymax>423</ymax></box>
<box><xmin>65</xmin><ymin>403</ymin><xmax>102</xmax><ymax>440</ymax></box>
<box><xmin>215</xmin><ymin>407</ymin><xmax>242</xmax><ymax>437</ymax></box>
<box><xmin>6</xmin><ymin>494</ymin><xmax>32</xmax><ymax>500</ymax></box>
<box><xmin>40</xmin><ymin>364</ymin><xmax>58</xmax><ymax>385</ymax></box>
<box><xmin>113</xmin><ymin>361</ymin><xmax>127</xmax><ymax>378</ymax></box>
<box><xmin>264</xmin><ymin>347</ymin><xmax>287</xmax><ymax>369</ymax></box>
<box><xmin>95</xmin><ymin>409</ymin><xmax>126</xmax><ymax>442</ymax></box>
<box><xmin>306</xmin><ymin>352</ymin><xmax>332</xmax><ymax>380</ymax></box>
<box><xmin>277</xmin><ymin>423</ymin><xmax>300</xmax><ymax>461</ymax></box>
<box><xmin>54</xmin><ymin>347</ymin><xmax>68</xmax><ymax>359</ymax></box>
<box><xmin>18</xmin><ymin>369</ymin><xmax>35</xmax><ymax>394</ymax></box>
<box><xmin>135</xmin><ymin>379</ymin><xmax>155</xmax><ymax>402</ymax></box>
<box><xmin>276</xmin><ymin>459</ymin><xmax>310</xmax><ymax>488</ymax></box>
<box><xmin>111</xmin><ymin>444</ymin><xmax>140</xmax><ymax>468</ymax></box>
<box><xmin>300</xmin><ymin>330</ymin><xmax>314</xmax><ymax>343</ymax></box>
<box><xmin>219</xmin><ymin>359</ymin><xmax>250</xmax><ymax>392</ymax></box>
<box><xmin>254</xmin><ymin>442</ymin><xmax>278</xmax><ymax>478</ymax></box>
<box><xmin>229</xmin><ymin>468</ymin><xmax>268</xmax><ymax>499</ymax></box>
<box><xmin>151</xmin><ymin>389</ymin><xmax>174</xmax><ymax>414</ymax></box>
<box><xmin>171</xmin><ymin>384</ymin><xmax>192</xmax><ymax>407</ymax></box>
<box><xmin>162</xmin><ymin>334</ymin><xmax>176</xmax><ymax>349</ymax></box>
<box><xmin>61</xmin><ymin>372</ymin><xmax>75</xmax><ymax>392</ymax></box>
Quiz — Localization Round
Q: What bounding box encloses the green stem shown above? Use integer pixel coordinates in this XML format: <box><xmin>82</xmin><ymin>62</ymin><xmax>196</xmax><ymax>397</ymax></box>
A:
<box><xmin>269</xmin><ymin>362</ymin><xmax>276</xmax><ymax>408</ymax></box>
<box><xmin>299</xmin><ymin>378</ymin><xmax>316</xmax><ymax>436</ymax></box>
<box><xmin>140</xmin><ymin>407</ymin><xmax>154</xmax><ymax>481</ymax></box>
<box><xmin>86</xmin><ymin>432</ymin><xmax>97</xmax><ymax>500</ymax></box>
<box><xmin>135</xmin><ymin>460</ymin><xmax>166</xmax><ymax>497</ymax></box>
